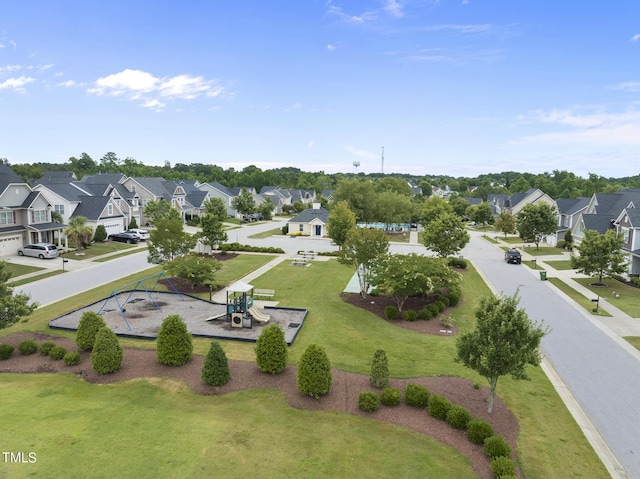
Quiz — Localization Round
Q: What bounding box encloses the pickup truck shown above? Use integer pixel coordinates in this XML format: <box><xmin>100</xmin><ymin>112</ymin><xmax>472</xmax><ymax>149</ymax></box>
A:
<box><xmin>504</xmin><ymin>248</ymin><xmax>522</xmax><ymax>264</ymax></box>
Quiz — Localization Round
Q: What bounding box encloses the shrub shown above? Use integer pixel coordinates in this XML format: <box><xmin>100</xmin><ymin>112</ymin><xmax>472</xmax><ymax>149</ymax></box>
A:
<box><xmin>39</xmin><ymin>341</ymin><xmax>56</xmax><ymax>356</ymax></box>
<box><xmin>297</xmin><ymin>343</ymin><xmax>332</xmax><ymax>399</ymax></box>
<box><xmin>76</xmin><ymin>311</ymin><xmax>107</xmax><ymax>351</ymax></box>
<box><xmin>490</xmin><ymin>456</ymin><xmax>516</xmax><ymax>477</ymax></box>
<box><xmin>49</xmin><ymin>345</ymin><xmax>67</xmax><ymax>360</ymax></box>
<box><xmin>0</xmin><ymin>344</ymin><xmax>14</xmax><ymax>360</ymax></box>
<box><xmin>358</xmin><ymin>391</ymin><xmax>380</xmax><ymax>412</ymax></box>
<box><xmin>369</xmin><ymin>349</ymin><xmax>389</xmax><ymax>388</ymax></box>
<box><xmin>91</xmin><ymin>327</ymin><xmax>123</xmax><ymax>374</ymax></box>
<box><xmin>428</xmin><ymin>394</ymin><xmax>452</xmax><ymax>420</ymax></box>
<box><xmin>63</xmin><ymin>351</ymin><xmax>82</xmax><ymax>366</ymax></box>
<box><xmin>93</xmin><ymin>224</ymin><xmax>108</xmax><ymax>242</ymax></box>
<box><xmin>156</xmin><ymin>314</ymin><xmax>193</xmax><ymax>366</ymax></box>
<box><xmin>129</xmin><ymin>217</ymin><xmax>138</xmax><ymax>229</ymax></box>
<box><xmin>447</xmin><ymin>291</ymin><xmax>461</xmax><ymax>306</ymax></box>
<box><xmin>417</xmin><ymin>307</ymin><xmax>433</xmax><ymax>320</ymax></box>
<box><xmin>447</xmin><ymin>257</ymin><xmax>467</xmax><ymax>269</ymax></box>
<box><xmin>440</xmin><ymin>295</ymin><xmax>451</xmax><ymax>307</ymax></box>
<box><xmin>446</xmin><ymin>405</ymin><xmax>472</xmax><ymax>430</ymax></box>
<box><xmin>405</xmin><ymin>383</ymin><xmax>430</xmax><ymax>408</ymax></box>
<box><xmin>557</xmin><ymin>239</ymin><xmax>566</xmax><ymax>249</ymax></box>
<box><xmin>380</xmin><ymin>387</ymin><xmax>401</xmax><ymax>406</ymax></box>
<box><xmin>467</xmin><ymin>418</ymin><xmax>494</xmax><ymax>444</ymax></box>
<box><xmin>402</xmin><ymin>309</ymin><xmax>417</xmax><ymax>321</ymax></box>
<box><xmin>201</xmin><ymin>340</ymin><xmax>231</xmax><ymax>386</ymax></box>
<box><xmin>255</xmin><ymin>324</ymin><xmax>288</xmax><ymax>374</ymax></box>
<box><xmin>434</xmin><ymin>300</ymin><xmax>446</xmax><ymax>313</ymax></box>
<box><xmin>484</xmin><ymin>435</ymin><xmax>512</xmax><ymax>459</ymax></box>
<box><xmin>427</xmin><ymin>304</ymin><xmax>440</xmax><ymax>317</ymax></box>
<box><xmin>384</xmin><ymin>306</ymin><xmax>398</xmax><ymax>320</ymax></box>
<box><xmin>18</xmin><ymin>339</ymin><xmax>38</xmax><ymax>355</ymax></box>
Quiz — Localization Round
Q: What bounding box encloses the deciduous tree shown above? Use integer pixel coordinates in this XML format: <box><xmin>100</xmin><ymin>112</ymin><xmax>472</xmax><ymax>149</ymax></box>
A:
<box><xmin>327</xmin><ymin>201</ymin><xmax>356</xmax><ymax>250</ymax></box>
<box><xmin>422</xmin><ymin>212</ymin><xmax>469</xmax><ymax>257</ymax></box>
<box><xmin>516</xmin><ymin>202</ymin><xmax>557</xmax><ymax>249</ymax></box>
<box><xmin>339</xmin><ymin>228</ymin><xmax>389</xmax><ymax>297</ymax></box>
<box><xmin>0</xmin><ymin>261</ymin><xmax>38</xmax><ymax>330</ymax></box>
<box><xmin>494</xmin><ymin>211</ymin><xmax>516</xmax><ymax>238</ymax></box>
<box><xmin>163</xmin><ymin>254</ymin><xmax>221</xmax><ymax>289</ymax></box>
<box><xmin>570</xmin><ymin>229</ymin><xmax>626</xmax><ymax>284</ymax></box>
<box><xmin>147</xmin><ymin>208</ymin><xmax>197</xmax><ymax>263</ymax></box>
<box><xmin>231</xmin><ymin>189</ymin><xmax>256</xmax><ymax>216</ymax></box>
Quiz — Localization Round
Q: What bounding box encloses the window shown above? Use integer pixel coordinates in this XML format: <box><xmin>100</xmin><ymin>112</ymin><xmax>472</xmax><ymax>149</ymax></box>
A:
<box><xmin>132</xmin><ymin>198</ymin><xmax>139</xmax><ymax>207</ymax></box>
<box><xmin>0</xmin><ymin>211</ymin><xmax>14</xmax><ymax>225</ymax></box>
<box><xmin>622</xmin><ymin>227</ymin><xmax>630</xmax><ymax>243</ymax></box>
<box><xmin>131</xmin><ymin>185</ymin><xmax>136</xmax><ymax>192</ymax></box>
<box><xmin>54</xmin><ymin>205</ymin><xmax>65</xmax><ymax>215</ymax></box>
<box><xmin>299</xmin><ymin>224</ymin><xmax>304</xmax><ymax>232</ymax></box>
<box><xmin>107</xmin><ymin>204</ymin><xmax>113</xmax><ymax>216</ymax></box>
<box><xmin>33</xmin><ymin>209</ymin><xmax>47</xmax><ymax>223</ymax></box>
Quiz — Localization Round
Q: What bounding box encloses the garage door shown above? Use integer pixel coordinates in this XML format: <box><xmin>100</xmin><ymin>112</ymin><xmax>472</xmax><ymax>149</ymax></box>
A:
<box><xmin>0</xmin><ymin>235</ymin><xmax>23</xmax><ymax>257</ymax></box>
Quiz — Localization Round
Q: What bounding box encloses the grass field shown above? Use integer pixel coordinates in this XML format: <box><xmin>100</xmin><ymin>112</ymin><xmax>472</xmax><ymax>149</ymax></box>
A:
<box><xmin>547</xmin><ymin>277</ymin><xmax>611</xmax><ymax>317</ymax></box>
<box><xmin>572</xmin><ymin>277</ymin><xmax>640</xmax><ymax>318</ymax></box>
<box><xmin>0</xmin><ymin>256</ymin><xmax>610</xmax><ymax>479</ymax></box>
<box><xmin>544</xmin><ymin>260</ymin><xmax>575</xmax><ymax>270</ymax></box>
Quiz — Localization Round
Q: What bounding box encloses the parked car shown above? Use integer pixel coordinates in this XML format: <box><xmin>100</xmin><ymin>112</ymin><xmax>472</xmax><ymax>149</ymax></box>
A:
<box><xmin>127</xmin><ymin>229</ymin><xmax>150</xmax><ymax>241</ymax></box>
<box><xmin>504</xmin><ymin>248</ymin><xmax>522</xmax><ymax>264</ymax></box>
<box><xmin>17</xmin><ymin>243</ymin><xmax>59</xmax><ymax>259</ymax></box>
<box><xmin>108</xmin><ymin>232</ymin><xmax>140</xmax><ymax>244</ymax></box>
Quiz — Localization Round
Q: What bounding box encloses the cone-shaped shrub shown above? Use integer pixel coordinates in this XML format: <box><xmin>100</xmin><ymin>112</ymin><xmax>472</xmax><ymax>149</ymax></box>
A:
<box><xmin>76</xmin><ymin>311</ymin><xmax>106</xmax><ymax>351</ymax></box>
<box><xmin>297</xmin><ymin>343</ymin><xmax>332</xmax><ymax>399</ymax></box>
<box><xmin>91</xmin><ymin>327</ymin><xmax>123</xmax><ymax>374</ymax></box>
<box><xmin>255</xmin><ymin>324</ymin><xmax>288</xmax><ymax>374</ymax></box>
<box><xmin>156</xmin><ymin>314</ymin><xmax>193</xmax><ymax>366</ymax></box>
<box><xmin>201</xmin><ymin>340</ymin><xmax>231</xmax><ymax>386</ymax></box>
<box><xmin>369</xmin><ymin>348</ymin><xmax>389</xmax><ymax>388</ymax></box>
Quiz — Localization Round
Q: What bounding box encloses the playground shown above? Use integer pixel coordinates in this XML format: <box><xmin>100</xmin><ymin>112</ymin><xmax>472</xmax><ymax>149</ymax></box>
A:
<box><xmin>49</xmin><ymin>274</ymin><xmax>308</xmax><ymax>345</ymax></box>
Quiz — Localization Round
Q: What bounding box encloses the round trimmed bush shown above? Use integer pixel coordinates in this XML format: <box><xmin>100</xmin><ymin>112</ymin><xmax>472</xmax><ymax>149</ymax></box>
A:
<box><xmin>427</xmin><ymin>304</ymin><xmax>440</xmax><ymax>317</ymax></box>
<box><xmin>490</xmin><ymin>456</ymin><xmax>516</xmax><ymax>477</ymax></box>
<box><xmin>384</xmin><ymin>306</ymin><xmax>398</xmax><ymax>320</ymax></box>
<box><xmin>358</xmin><ymin>391</ymin><xmax>380</xmax><ymax>412</ymax></box>
<box><xmin>484</xmin><ymin>435</ymin><xmax>512</xmax><ymax>459</ymax></box>
<box><xmin>297</xmin><ymin>343</ymin><xmax>332</xmax><ymax>399</ymax></box>
<box><xmin>380</xmin><ymin>387</ymin><xmax>401</xmax><ymax>406</ymax></box>
<box><xmin>156</xmin><ymin>314</ymin><xmax>193</xmax><ymax>366</ymax></box>
<box><xmin>63</xmin><ymin>351</ymin><xmax>82</xmax><ymax>366</ymax></box>
<box><xmin>434</xmin><ymin>300</ymin><xmax>446</xmax><ymax>313</ymax></box>
<box><xmin>446</xmin><ymin>404</ymin><xmax>472</xmax><ymax>430</ymax></box>
<box><xmin>91</xmin><ymin>327</ymin><xmax>123</xmax><ymax>374</ymax></box>
<box><xmin>0</xmin><ymin>343</ymin><xmax>14</xmax><ymax>360</ymax></box>
<box><xmin>255</xmin><ymin>324</ymin><xmax>288</xmax><ymax>374</ymax></box>
<box><xmin>369</xmin><ymin>349</ymin><xmax>389</xmax><ymax>388</ymax></box>
<box><xmin>76</xmin><ymin>311</ymin><xmax>107</xmax><ymax>351</ymax></box>
<box><xmin>405</xmin><ymin>383</ymin><xmax>430</xmax><ymax>408</ymax></box>
<box><xmin>201</xmin><ymin>340</ymin><xmax>231</xmax><ymax>386</ymax></box>
<box><xmin>428</xmin><ymin>394</ymin><xmax>452</xmax><ymax>420</ymax></box>
<box><xmin>18</xmin><ymin>339</ymin><xmax>38</xmax><ymax>355</ymax></box>
<box><xmin>417</xmin><ymin>307</ymin><xmax>433</xmax><ymax>320</ymax></box>
<box><xmin>39</xmin><ymin>342</ymin><xmax>56</xmax><ymax>356</ymax></box>
<box><xmin>467</xmin><ymin>418</ymin><xmax>494</xmax><ymax>444</ymax></box>
<box><xmin>49</xmin><ymin>345</ymin><xmax>67</xmax><ymax>361</ymax></box>
<box><xmin>447</xmin><ymin>291</ymin><xmax>461</xmax><ymax>306</ymax></box>
<box><xmin>402</xmin><ymin>309</ymin><xmax>417</xmax><ymax>321</ymax></box>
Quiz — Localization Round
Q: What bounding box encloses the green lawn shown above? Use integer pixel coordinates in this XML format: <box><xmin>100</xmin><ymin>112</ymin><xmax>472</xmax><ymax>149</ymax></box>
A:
<box><xmin>521</xmin><ymin>246</ymin><xmax>566</xmax><ymax>256</ymax></box>
<box><xmin>625</xmin><ymin>336</ymin><xmax>640</xmax><ymax>351</ymax></box>
<box><xmin>547</xmin><ymin>277</ymin><xmax>611</xmax><ymax>317</ymax></box>
<box><xmin>572</xmin><ymin>278</ymin><xmax>640</xmax><ymax>318</ymax></box>
<box><xmin>3</xmin><ymin>262</ymin><xmax>44</xmax><ymax>277</ymax></box>
<box><xmin>61</xmin><ymin>241</ymin><xmax>142</xmax><ymax>260</ymax></box>
<box><xmin>0</xmin><ymin>258</ymin><xmax>610</xmax><ymax>479</ymax></box>
<box><xmin>544</xmin><ymin>260</ymin><xmax>575</xmax><ymax>270</ymax></box>
<box><xmin>10</xmin><ymin>270</ymin><xmax>66</xmax><ymax>287</ymax></box>
<box><xmin>248</xmin><ymin>227</ymin><xmax>284</xmax><ymax>239</ymax></box>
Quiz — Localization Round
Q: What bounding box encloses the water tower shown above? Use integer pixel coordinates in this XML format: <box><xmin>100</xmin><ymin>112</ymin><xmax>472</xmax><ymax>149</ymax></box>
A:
<box><xmin>353</xmin><ymin>160</ymin><xmax>360</xmax><ymax>172</ymax></box>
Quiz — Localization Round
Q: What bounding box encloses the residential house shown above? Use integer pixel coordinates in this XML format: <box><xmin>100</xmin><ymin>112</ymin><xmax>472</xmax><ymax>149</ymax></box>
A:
<box><xmin>287</xmin><ymin>203</ymin><xmax>330</xmax><ymax>237</ymax></box>
<box><xmin>554</xmin><ymin>197</ymin><xmax>590</xmax><ymax>244</ymax></box>
<box><xmin>489</xmin><ymin>188</ymin><xmax>555</xmax><ymax>217</ymax></box>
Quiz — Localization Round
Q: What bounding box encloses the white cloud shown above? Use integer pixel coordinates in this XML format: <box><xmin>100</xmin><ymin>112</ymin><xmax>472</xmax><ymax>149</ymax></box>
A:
<box><xmin>308</xmin><ymin>140</ymin><xmax>314</xmax><ymax>149</ymax></box>
<box><xmin>87</xmin><ymin>69</ymin><xmax>225</xmax><ymax>110</ymax></box>
<box><xmin>0</xmin><ymin>64</ymin><xmax>22</xmax><ymax>73</ymax></box>
<box><xmin>384</xmin><ymin>0</ymin><xmax>403</xmax><ymax>18</ymax></box>
<box><xmin>284</xmin><ymin>102</ymin><xmax>302</xmax><ymax>112</ymax></box>
<box><xmin>631</xmin><ymin>33</ymin><xmax>640</xmax><ymax>42</ymax></box>
<box><xmin>327</xmin><ymin>44</ymin><xmax>336</xmax><ymax>51</ymax></box>
<box><xmin>614</xmin><ymin>81</ymin><xmax>640</xmax><ymax>92</ymax></box>
<box><xmin>327</xmin><ymin>5</ymin><xmax>377</xmax><ymax>25</ymax></box>
<box><xmin>57</xmin><ymin>80</ymin><xmax>85</xmax><ymax>88</ymax></box>
<box><xmin>420</xmin><ymin>23</ymin><xmax>495</xmax><ymax>34</ymax></box>
<box><xmin>0</xmin><ymin>76</ymin><xmax>35</xmax><ymax>92</ymax></box>
<box><xmin>39</xmin><ymin>64</ymin><xmax>54</xmax><ymax>71</ymax></box>
<box><xmin>345</xmin><ymin>145</ymin><xmax>378</xmax><ymax>159</ymax></box>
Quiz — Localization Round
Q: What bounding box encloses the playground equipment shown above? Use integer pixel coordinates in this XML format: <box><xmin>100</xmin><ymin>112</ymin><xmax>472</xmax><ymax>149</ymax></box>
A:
<box><xmin>249</xmin><ymin>306</ymin><xmax>270</xmax><ymax>323</ymax></box>
<box><xmin>225</xmin><ymin>280</ymin><xmax>255</xmax><ymax>328</ymax></box>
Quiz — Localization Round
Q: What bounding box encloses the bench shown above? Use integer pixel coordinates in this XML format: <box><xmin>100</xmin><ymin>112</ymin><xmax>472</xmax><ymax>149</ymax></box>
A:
<box><xmin>291</xmin><ymin>257</ymin><xmax>307</xmax><ymax>266</ymax></box>
<box><xmin>300</xmin><ymin>251</ymin><xmax>316</xmax><ymax>259</ymax></box>
<box><xmin>253</xmin><ymin>288</ymin><xmax>275</xmax><ymax>299</ymax></box>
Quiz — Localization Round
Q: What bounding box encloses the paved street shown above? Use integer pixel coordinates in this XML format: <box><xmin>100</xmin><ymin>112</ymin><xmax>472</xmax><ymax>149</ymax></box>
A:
<box><xmin>11</xmin><ymin>220</ymin><xmax>640</xmax><ymax>478</ymax></box>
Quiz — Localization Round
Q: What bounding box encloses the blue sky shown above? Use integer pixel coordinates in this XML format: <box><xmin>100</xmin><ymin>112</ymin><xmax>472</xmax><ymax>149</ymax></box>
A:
<box><xmin>2</xmin><ymin>0</ymin><xmax>640</xmax><ymax>178</ymax></box>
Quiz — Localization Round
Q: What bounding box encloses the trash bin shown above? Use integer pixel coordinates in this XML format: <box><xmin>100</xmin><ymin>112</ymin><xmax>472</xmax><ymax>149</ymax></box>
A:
<box><xmin>539</xmin><ymin>271</ymin><xmax>547</xmax><ymax>281</ymax></box>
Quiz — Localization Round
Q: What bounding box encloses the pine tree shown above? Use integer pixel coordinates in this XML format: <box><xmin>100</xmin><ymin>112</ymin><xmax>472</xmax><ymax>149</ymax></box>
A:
<box><xmin>255</xmin><ymin>324</ymin><xmax>288</xmax><ymax>374</ymax></box>
<box><xmin>76</xmin><ymin>311</ymin><xmax>106</xmax><ymax>351</ymax></box>
<box><xmin>297</xmin><ymin>343</ymin><xmax>332</xmax><ymax>399</ymax></box>
<box><xmin>369</xmin><ymin>349</ymin><xmax>389</xmax><ymax>388</ymax></box>
<box><xmin>201</xmin><ymin>341</ymin><xmax>231</xmax><ymax>386</ymax></box>
<box><xmin>91</xmin><ymin>327</ymin><xmax>123</xmax><ymax>374</ymax></box>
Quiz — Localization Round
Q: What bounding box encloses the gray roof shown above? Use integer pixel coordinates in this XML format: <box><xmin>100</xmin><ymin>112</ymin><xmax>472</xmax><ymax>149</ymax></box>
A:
<box><xmin>623</xmin><ymin>208</ymin><xmax>640</xmax><ymax>227</ymax></box>
<box><xmin>130</xmin><ymin>177</ymin><xmax>173</xmax><ymax>201</ymax></box>
<box><xmin>461</xmin><ymin>197</ymin><xmax>483</xmax><ymax>206</ymax></box>
<box><xmin>289</xmin><ymin>207</ymin><xmax>330</xmax><ymax>224</ymax></box>
<box><xmin>556</xmin><ymin>197</ymin><xmax>590</xmax><ymax>215</ymax></box>
<box><xmin>80</xmin><ymin>172</ymin><xmax>126</xmax><ymax>184</ymax></box>
<box><xmin>581</xmin><ymin>214</ymin><xmax>615</xmax><ymax>234</ymax></box>
<box><xmin>71</xmin><ymin>196</ymin><xmax>122</xmax><ymax>221</ymax></box>
<box><xmin>0</xmin><ymin>164</ymin><xmax>26</xmax><ymax>192</ymax></box>
<box><xmin>35</xmin><ymin>182</ymin><xmax>89</xmax><ymax>202</ymax></box>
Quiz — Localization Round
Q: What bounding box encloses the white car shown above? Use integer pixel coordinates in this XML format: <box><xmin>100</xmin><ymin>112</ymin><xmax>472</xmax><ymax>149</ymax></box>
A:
<box><xmin>126</xmin><ymin>229</ymin><xmax>150</xmax><ymax>241</ymax></box>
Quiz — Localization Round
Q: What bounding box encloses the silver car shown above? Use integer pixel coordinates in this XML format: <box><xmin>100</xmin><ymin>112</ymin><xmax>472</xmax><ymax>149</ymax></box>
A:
<box><xmin>18</xmin><ymin>243</ymin><xmax>60</xmax><ymax>259</ymax></box>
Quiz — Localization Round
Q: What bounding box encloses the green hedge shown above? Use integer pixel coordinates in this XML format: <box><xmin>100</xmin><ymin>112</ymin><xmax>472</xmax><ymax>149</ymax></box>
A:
<box><xmin>405</xmin><ymin>383</ymin><xmax>430</xmax><ymax>408</ymax></box>
<box><xmin>428</xmin><ymin>394</ymin><xmax>452</xmax><ymax>420</ymax></box>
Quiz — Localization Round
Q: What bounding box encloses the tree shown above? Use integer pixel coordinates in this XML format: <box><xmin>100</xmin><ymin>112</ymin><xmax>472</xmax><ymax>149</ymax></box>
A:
<box><xmin>327</xmin><ymin>201</ymin><xmax>356</xmax><ymax>250</ymax></box>
<box><xmin>91</xmin><ymin>327</ymin><xmax>123</xmax><ymax>374</ymax></box>
<box><xmin>231</xmin><ymin>189</ymin><xmax>256</xmax><ymax>216</ymax></box>
<box><xmin>143</xmin><ymin>199</ymin><xmax>173</xmax><ymax>225</ymax></box>
<box><xmin>0</xmin><ymin>261</ymin><xmax>38</xmax><ymax>330</ymax></box>
<box><xmin>129</xmin><ymin>217</ymin><xmax>138</xmax><ymax>229</ymax></box>
<box><xmin>334</xmin><ymin>179</ymin><xmax>377</xmax><ymax>222</ymax></box>
<box><xmin>494</xmin><ymin>212</ymin><xmax>517</xmax><ymax>239</ymax></box>
<box><xmin>369</xmin><ymin>349</ymin><xmax>389</xmax><ymax>388</ymax></box>
<box><xmin>456</xmin><ymin>291</ymin><xmax>548</xmax><ymax>413</ymax></box>
<box><xmin>468</xmin><ymin>202</ymin><xmax>493</xmax><ymax>225</ymax></box>
<box><xmin>374</xmin><ymin>177</ymin><xmax>412</xmax><ymax>196</ymax></box>
<box><xmin>163</xmin><ymin>254</ymin><xmax>222</xmax><ymax>289</ymax></box>
<box><xmin>448</xmin><ymin>195</ymin><xmax>471</xmax><ymax>219</ymax></box>
<box><xmin>93</xmin><ymin>224</ymin><xmax>107</xmax><ymax>242</ymax></box>
<box><xmin>374</xmin><ymin>191</ymin><xmax>413</xmax><ymax>228</ymax></box>
<box><xmin>257</xmin><ymin>196</ymin><xmax>275</xmax><ymax>220</ymax></box>
<box><xmin>570</xmin><ymin>229</ymin><xmax>626</xmax><ymax>285</ymax></box>
<box><xmin>156</xmin><ymin>314</ymin><xmax>193</xmax><ymax>366</ymax></box>
<box><xmin>563</xmin><ymin>229</ymin><xmax>573</xmax><ymax>250</ymax></box>
<box><xmin>516</xmin><ymin>202</ymin><xmax>558</xmax><ymax>249</ymax></box>
<box><xmin>203</xmin><ymin>197</ymin><xmax>228</xmax><ymax>221</ymax></box>
<box><xmin>339</xmin><ymin>228</ymin><xmax>389</xmax><ymax>297</ymax></box>
<box><xmin>76</xmin><ymin>311</ymin><xmax>107</xmax><ymax>351</ymax></box>
<box><xmin>297</xmin><ymin>343</ymin><xmax>332</xmax><ymax>399</ymax></box>
<box><xmin>64</xmin><ymin>216</ymin><xmax>93</xmax><ymax>254</ymax></box>
<box><xmin>422</xmin><ymin>212</ymin><xmax>470</xmax><ymax>257</ymax></box>
<box><xmin>201</xmin><ymin>340</ymin><xmax>231</xmax><ymax>386</ymax></box>
<box><xmin>255</xmin><ymin>324</ymin><xmax>288</xmax><ymax>374</ymax></box>
<box><xmin>420</xmin><ymin>195</ymin><xmax>453</xmax><ymax>226</ymax></box>
<box><xmin>147</xmin><ymin>208</ymin><xmax>197</xmax><ymax>263</ymax></box>
<box><xmin>199</xmin><ymin>209</ymin><xmax>228</xmax><ymax>252</ymax></box>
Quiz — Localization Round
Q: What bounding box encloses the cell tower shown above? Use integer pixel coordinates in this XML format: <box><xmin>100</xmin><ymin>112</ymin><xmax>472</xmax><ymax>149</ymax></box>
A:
<box><xmin>381</xmin><ymin>146</ymin><xmax>385</xmax><ymax>174</ymax></box>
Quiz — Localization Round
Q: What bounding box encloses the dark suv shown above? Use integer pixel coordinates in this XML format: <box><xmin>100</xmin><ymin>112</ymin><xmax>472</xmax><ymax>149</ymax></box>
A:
<box><xmin>504</xmin><ymin>248</ymin><xmax>522</xmax><ymax>264</ymax></box>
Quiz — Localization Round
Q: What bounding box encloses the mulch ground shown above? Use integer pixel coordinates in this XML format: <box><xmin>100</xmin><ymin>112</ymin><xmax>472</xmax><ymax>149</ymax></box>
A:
<box><xmin>0</xmin><ymin>279</ymin><xmax>522</xmax><ymax>479</ymax></box>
